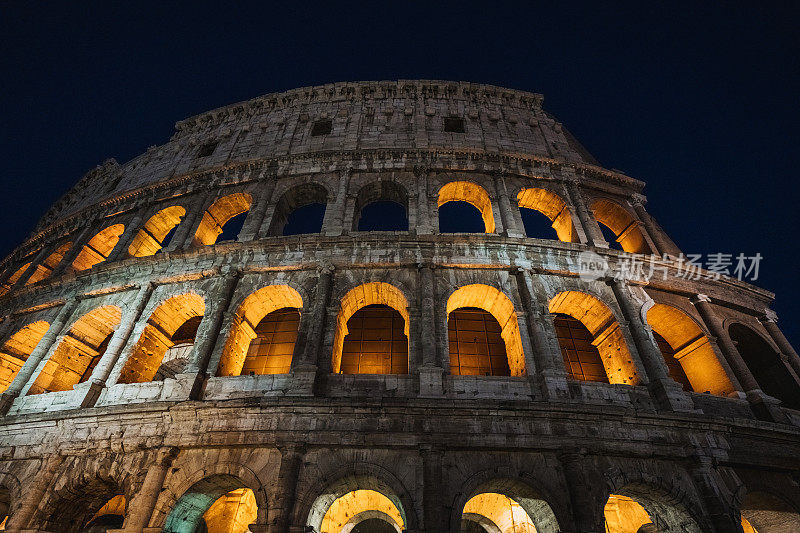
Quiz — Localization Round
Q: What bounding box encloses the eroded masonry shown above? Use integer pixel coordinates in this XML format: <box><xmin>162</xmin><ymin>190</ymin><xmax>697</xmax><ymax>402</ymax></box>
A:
<box><xmin>0</xmin><ymin>81</ymin><xmax>797</xmax><ymax>533</ymax></box>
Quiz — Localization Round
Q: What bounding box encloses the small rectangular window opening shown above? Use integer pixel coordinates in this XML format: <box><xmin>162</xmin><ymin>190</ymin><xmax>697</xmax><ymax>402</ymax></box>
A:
<box><xmin>311</xmin><ymin>119</ymin><xmax>332</xmax><ymax>137</ymax></box>
<box><xmin>197</xmin><ymin>141</ymin><xmax>218</xmax><ymax>158</ymax></box>
<box><xmin>444</xmin><ymin>117</ymin><xmax>465</xmax><ymax>133</ymax></box>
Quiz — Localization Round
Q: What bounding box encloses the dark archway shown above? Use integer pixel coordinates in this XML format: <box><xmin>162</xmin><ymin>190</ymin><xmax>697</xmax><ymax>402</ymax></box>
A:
<box><xmin>353</xmin><ymin>181</ymin><xmax>409</xmax><ymax>232</ymax></box>
<box><xmin>269</xmin><ymin>183</ymin><xmax>328</xmax><ymax>236</ymax></box>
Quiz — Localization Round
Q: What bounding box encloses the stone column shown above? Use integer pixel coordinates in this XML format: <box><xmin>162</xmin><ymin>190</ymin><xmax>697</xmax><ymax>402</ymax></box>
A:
<box><xmin>608</xmin><ymin>279</ymin><xmax>695</xmax><ymax>412</ymax></box>
<box><xmin>164</xmin><ymin>192</ymin><xmax>210</xmax><ymax>252</ymax></box>
<box><xmin>107</xmin><ymin>215</ymin><xmax>143</xmax><ymax>262</ymax></box>
<box><xmin>690</xmin><ymin>295</ymin><xmax>785</xmax><ymax>422</ymax></box>
<box><xmin>50</xmin><ymin>222</ymin><xmax>99</xmax><ymax>278</ymax></box>
<box><xmin>564</xmin><ymin>179</ymin><xmax>607</xmax><ymax>248</ymax></box>
<box><xmin>268</xmin><ymin>444</ymin><xmax>305</xmax><ymax>533</ymax></box>
<box><xmin>12</xmin><ymin>246</ymin><xmax>48</xmax><ymax>289</ymax></box>
<box><xmin>493</xmin><ymin>172</ymin><xmax>523</xmax><ymax>237</ymax></box>
<box><xmin>559</xmin><ymin>450</ymin><xmax>602</xmax><ymax>533</ymax></box>
<box><xmin>181</xmin><ymin>268</ymin><xmax>242</xmax><ymax>399</ymax></box>
<box><xmin>291</xmin><ymin>264</ymin><xmax>334</xmax><ymax>395</ymax></box>
<box><xmin>687</xmin><ymin>455</ymin><xmax>742</xmax><ymax>533</ymax></box>
<box><xmin>515</xmin><ymin>268</ymin><xmax>569</xmax><ymax>401</ymax></box>
<box><xmin>417</xmin><ymin>263</ymin><xmax>444</xmax><ymax>396</ymax></box>
<box><xmin>76</xmin><ymin>283</ymin><xmax>155</xmax><ymax>407</ymax></box>
<box><xmin>630</xmin><ymin>195</ymin><xmax>676</xmax><ymax>257</ymax></box>
<box><xmin>3</xmin><ymin>453</ymin><xmax>64</xmax><ymax>532</ymax></box>
<box><xmin>241</xmin><ymin>172</ymin><xmax>276</xmax><ymax>241</ymax></box>
<box><xmin>414</xmin><ymin>167</ymin><xmax>433</xmax><ymax>235</ymax></box>
<box><xmin>421</xmin><ymin>446</ymin><xmax>445</xmax><ymax>533</ymax></box>
<box><xmin>111</xmin><ymin>447</ymin><xmax>179</xmax><ymax>533</ymax></box>
<box><xmin>322</xmin><ymin>169</ymin><xmax>351</xmax><ymax>236</ymax></box>
<box><xmin>0</xmin><ymin>297</ymin><xmax>80</xmax><ymax>415</ymax></box>
<box><xmin>760</xmin><ymin>310</ymin><xmax>800</xmax><ymax>379</ymax></box>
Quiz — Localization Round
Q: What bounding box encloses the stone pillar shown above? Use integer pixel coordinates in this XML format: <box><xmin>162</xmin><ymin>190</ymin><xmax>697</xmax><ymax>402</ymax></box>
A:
<box><xmin>760</xmin><ymin>310</ymin><xmax>800</xmax><ymax>379</ymax></box>
<box><xmin>421</xmin><ymin>446</ymin><xmax>445</xmax><ymax>533</ymax></box>
<box><xmin>493</xmin><ymin>172</ymin><xmax>524</xmax><ymax>237</ymax></box>
<box><xmin>291</xmin><ymin>264</ymin><xmax>334</xmax><ymax>395</ymax></box>
<box><xmin>107</xmin><ymin>215</ymin><xmax>143</xmax><ymax>262</ymax></box>
<box><xmin>690</xmin><ymin>294</ymin><xmax>785</xmax><ymax>422</ymax></box>
<box><xmin>564</xmin><ymin>179</ymin><xmax>607</xmax><ymax>248</ymax></box>
<box><xmin>50</xmin><ymin>223</ymin><xmax>99</xmax><ymax>278</ymax></box>
<box><xmin>417</xmin><ymin>263</ymin><xmax>443</xmax><ymax>396</ymax></box>
<box><xmin>111</xmin><ymin>447</ymin><xmax>179</xmax><ymax>533</ymax></box>
<box><xmin>181</xmin><ymin>268</ymin><xmax>242</xmax><ymax>399</ymax></box>
<box><xmin>75</xmin><ymin>283</ymin><xmax>155</xmax><ymax>407</ymax></box>
<box><xmin>630</xmin><ymin>195</ymin><xmax>676</xmax><ymax>257</ymax></box>
<box><xmin>414</xmin><ymin>167</ymin><xmax>433</xmax><ymax>235</ymax></box>
<box><xmin>322</xmin><ymin>169</ymin><xmax>351</xmax><ymax>236</ymax></box>
<box><xmin>3</xmin><ymin>454</ymin><xmax>64</xmax><ymax>532</ymax></box>
<box><xmin>608</xmin><ymin>279</ymin><xmax>695</xmax><ymax>412</ymax></box>
<box><xmin>241</xmin><ymin>172</ymin><xmax>276</xmax><ymax>241</ymax></box>
<box><xmin>514</xmin><ymin>268</ymin><xmax>569</xmax><ymax>401</ymax></box>
<box><xmin>269</xmin><ymin>444</ymin><xmax>305</xmax><ymax>533</ymax></box>
<box><xmin>687</xmin><ymin>456</ymin><xmax>742</xmax><ymax>533</ymax></box>
<box><xmin>12</xmin><ymin>246</ymin><xmax>48</xmax><ymax>289</ymax></box>
<box><xmin>559</xmin><ymin>450</ymin><xmax>602</xmax><ymax>533</ymax></box>
<box><xmin>165</xmin><ymin>192</ymin><xmax>210</xmax><ymax>252</ymax></box>
<box><xmin>0</xmin><ymin>298</ymin><xmax>80</xmax><ymax>415</ymax></box>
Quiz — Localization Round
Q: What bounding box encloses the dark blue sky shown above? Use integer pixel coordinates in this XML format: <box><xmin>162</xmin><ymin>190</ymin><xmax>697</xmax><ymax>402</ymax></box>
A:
<box><xmin>1</xmin><ymin>2</ymin><xmax>798</xmax><ymax>344</ymax></box>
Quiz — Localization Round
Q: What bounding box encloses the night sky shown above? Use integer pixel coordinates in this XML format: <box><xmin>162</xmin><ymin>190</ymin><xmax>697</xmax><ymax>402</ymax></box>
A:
<box><xmin>1</xmin><ymin>3</ymin><xmax>798</xmax><ymax>345</ymax></box>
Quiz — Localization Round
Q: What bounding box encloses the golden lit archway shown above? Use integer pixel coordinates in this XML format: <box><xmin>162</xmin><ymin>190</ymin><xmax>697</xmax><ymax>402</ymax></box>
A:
<box><xmin>332</xmin><ymin>283</ymin><xmax>409</xmax><ymax>374</ymax></box>
<box><xmin>590</xmin><ymin>199</ymin><xmax>650</xmax><ymax>254</ymax></box>
<box><xmin>438</xmin><ymin>181</ymin><xmax>496</xmax><ymax>233</ymax></box>
<box><xmin>128</xmin><ymin>206</ymin><xmax>186</xmax><ymax>257</ymax></box>
<box><xmin>0</xmin><ymin>321</ymin><xmax>50</xmax><ymax>393</ymax></box>
<box><xmin>320</xmin><ymin>490</ymin><xmax>404</xmax><ymax>533</ymax></box>
<box><xmin>517</xmin><ymin>187</ymin><xmax>577</xmax><ymax>242</ymax></box>
<box><xmin>603</xmin><ymin>488</ymin><xmax>700</xmax><ymax>533</ymax></box>
<box><xmin>29</xmin><ymin>305</ymin><xmax>122</xmax><ymax>394</ymax></box>
<box><xmin>2</xmin><ymin>262</ymin><xmax>31</xmax><ymax>292</ymax></box>
<box><xmin>72</xmin><ymin>224</ymin><xmax>125</xmax><ymax>271</ymax></box>
<box><xmin>549</xmin><ymin>291</ymin><xmax>639</xmax><ymax>385</ymax></box>
<box><xmin>117</xmin><ymin>293</ymin><xmax>205</xmax><ymax>384</ymax></box>
<box><xmin>604</xmin><ymin>494</ymin><xmax>653</xmax><ymax>532</ymax></box>
<box><xmin>193</xmin><ymin>193</ymin><xmax>252</xmax><ymax>246</ymax></box>
<box><xmin>26</xmin><ymin>242</ymin><xmax>72</xmax><ymax>285</ymax></box>
<box><xmin>164</xmin><ymin>475</ymin><xmax>259</xmax><ymax>533</ymax></box>
<box><xmin>84</xmin><ymin>495</ymin><xmax>126</xmax><ymax>531</ymax></box>
<box><xmin>463</xmin><ymin>493</ymin><xmax>537</xmax><ymax>533</ymax></box>
<box><xmin>217</xmin><ymin>285</ymin><xmax>304</xmax><ymax>376</ymax></box>
<box><xmin>447</xmin><ymin>284</ymin><xmax>525</xmax><ymax>376</ymax></box>
<box><xmin>646</xmin><ymin>304</ymin><xmax>735</xmax><ymax>396</ymax></box>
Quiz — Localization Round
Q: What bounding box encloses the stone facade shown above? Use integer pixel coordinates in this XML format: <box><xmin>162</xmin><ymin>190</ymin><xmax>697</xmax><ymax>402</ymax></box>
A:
<box><xmin>0</xmin><ymin>81</ymin><xmax>796</xmax><ymax>532</ymax></box>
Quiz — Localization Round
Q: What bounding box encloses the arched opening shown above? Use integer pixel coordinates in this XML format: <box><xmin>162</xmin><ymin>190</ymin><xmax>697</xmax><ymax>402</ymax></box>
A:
<box><xmin>163</xmin><ymin>475</ymin><xmax>258</xmax><ymax>533</ymax></box>
<box><xmin>591</xmin><ymin>200</ymin><xmax>650</xmax><ymax>254</ymax></box>
<box><xmin>549</xmin><ymin>291</ymin><xmax>639</xmax><ymax>385</ymax></box>
<box><xmin>2</xmin><ymin>262</ymin><xmax>31</xmax><ymax>292</ymax></box>
<box><xmin>72</xmin><ymin>224</ymin><xmax>125</xmax><ymax>272</ymax></box>
<box><xmin>517</xmin><ymin>188</ymin><xmax>578</xmax><ymax>242</ymax></box>
<box><xmin>26</xmin><ymin>242</ymin><xmax>72</xmax><ymax>285</ymax></box>
<box><xmin>448</xmin><ymin>308</ymin><xmax>510</xmax><ymax>377</ymax></box>
<box><xmin>268</xmin><ymin>183</ymin><xmax>328</xmax><ymax>236</ymax></box>
<box><xmin>353</xmin><ymin>181</ymin><xmax>409</xmax><ymax>232</ymax></box>
<box><xmin>438</xmin><ymin>181</ymin><xmax>495</xmax><ymax>234</ymax></box>
<box><xmin>82</xmin><ymin>494</ymin><xmax>126</xmax><ymax>532</ymax></box>
<box><xmin>332</xmin><ymin>283</ymin><xmax>409</xmax><ymax>375</ymax></box>
<box><xmin>0</xmin><ymin>320</ymin><xmax>50</xmax><ymax>392</ymax></box>
<box><xmin>217</xmin><ymin>285</ymin><xmax>304</xmax><ymax>376</ymax></box>
<box><xmin>646</xmin><ymin>304</ymin><xmax>735</xmax><ymax>396</ymax></box>
<box><xmin>28</xmin><ymin>306</ymin><xmax>121</xmax><ymax>394</ymax></box>
<box><xmin>730</xmin><ymin>323</ymin><xmax>800</xmax><ymax>409</ymax></box>
<box><xmin>193</xmin><ymin>193</ymin><xmax>252</xmax><ymax>246</ymax></box>
<box><xmin>116</xmin><ymin>294</ymin><xmax>205</xmax><ymax>384</ymax></box>
<box><xmin>447</xmin><ymin>285</ymin><xmax>525</xmax><ymax>377</ymax></box>
<box><xmin>740</xmin><ymin>490</ymin><xmax>800</xmax><ymax>532</ymax></box>
<box><xmin>603</xmin><ymin>487</ymin><xmax>700</xmax><ymax>532</ymax></box>
<box><xmin>460</xmin><ymin>479</ymin><xmax>560</xmax><ymax>533</ymax></box>
<box><xmin>553</xmin><ymin>314</ymin><xmax>609</xmax><ymax>384</ymax></box>
<box><xmin>128</xmin><ymin>206</ymin><xmax>186</xmax><ymax>257</ymax></box>
<box><xmin>307</xmin><ymin>476</ymin><xmax>408</xmax><ymax>533</ymax></box>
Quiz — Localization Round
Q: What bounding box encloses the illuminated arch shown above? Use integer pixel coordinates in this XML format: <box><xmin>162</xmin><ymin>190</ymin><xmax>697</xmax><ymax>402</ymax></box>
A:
<box><xmin>2</xmin><ymin>262</ymin><xmax>30</xmax><ymax>292</ymax></box>
<box><xmin>517</xmin><ymin>187</ymin><xmax>577</xmax><ymax>242</ymax></box>
<box><xmin>193</xmin><ymin>193</ymin><xmax>252</xmax><ymax>246</ymax></box>
<box><xmin>268</xmin><ymin>183</ymin><xmax>328</xmax><ymax>236</ymax></box>
<box><xmin>457</xmin><ymin>477</ymin><xmax>560</xmax><ymax>533</ymax></box>
<box><xmin>217</xmin><ymin>285</ymin><xmax>304</xmax><ymax>376</ymax></box>
<box><xmin>549</xmin><ymin>291</ymin><xmax>639</xmax><ymax>385</ymax></box>
<box><xmin>438</xmin><ymin>181</ymin><xmax>495</xmax><ymax>233</ymax></box>
<box><xmin>72</xmin><ymin>224</ymin><xmax>125</xmax><ymax>271</ymax></box>
<box><xmin>26</xmin><ymin>242</ymin><xmax>72</xmax><ymax>285</ymax></box>
<box><xmin>447</xmin><ymin>284</ymin><xmax>525</xmax><ymax>376</ymax></box>
<box><xmin>353</xmin><ymin>181</ymin><xmax>409</xmax><ymax>231</ymax></box>
<box><xmin>646</xmin><ymin>304</ymin><xmax>735</xmax><ymax>396</ymax></box>
<box><xmin>332</xmin><ymin>282</ymin><xmax>409</xmax><ymax>374</ymax></box>
<box><xmin>0</xmin><ymin>321</ymin><xmax>50</xmax><ymax>393</ymax></box>
<box><xmin>128</xmin><ymin>206</ymin><xmax>186</xmax><ymax>257</ymax></box>
<box><xmin>83</xmin><ymin>495</ymin><xmax>126</xmax><ymax>531</ymax></box>
<box><xmin>463</xmin><ymin>494</ymin><xmax>537</xmax><ymax>533</ymax></box>
<box><xmin>29</xmin><ymin>305</ymin><xmax>122</xmax><ymax>394</ymax></box>
<box><xmin>117</xmin><ymin>293</ymin><xmax>205</xmax><ymax>384</ymax></box>
<box><xmin>163</xmin><ymin>474</ymin><xmax>259</xmax><ymax>533</ymax></box>
<box><xmin>603</xmin><ymin>486</ymin><xmax>700</xmax><ymax>533</ymax></box>
<box><xmin>591</xmin><ymin>199</ymin><xmax>651</xmax><ymax>254</ymax></box>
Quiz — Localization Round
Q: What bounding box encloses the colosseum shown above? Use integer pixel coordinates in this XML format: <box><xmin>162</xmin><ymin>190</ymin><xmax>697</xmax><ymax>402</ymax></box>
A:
<box><xmin>0</xmin><ymin>80</ymin><xmax>797</xmax><ymax>533</ymax></box>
